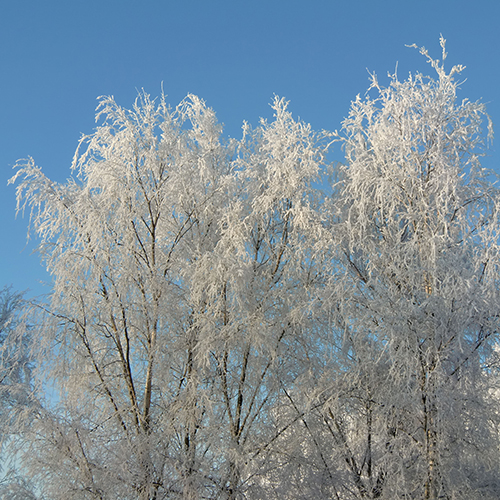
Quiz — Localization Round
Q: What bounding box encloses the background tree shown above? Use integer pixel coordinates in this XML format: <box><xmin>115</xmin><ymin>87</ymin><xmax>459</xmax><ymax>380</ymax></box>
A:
<box><xmin>0</xmin><ymin>285</ymin><xmax>28</xmax><ymax>406</ymax></box>
<box><xmin>0</xmin><ymin>286</ymin><xmax>40</xmax><ymax>499</ymax></box>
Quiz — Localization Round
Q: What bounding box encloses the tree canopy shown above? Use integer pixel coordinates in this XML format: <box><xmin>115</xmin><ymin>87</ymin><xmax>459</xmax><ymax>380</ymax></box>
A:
<box><xmin>3</xmin><ymin>38</ymin><xmax>500</xmax><ymax>500</ymax></box>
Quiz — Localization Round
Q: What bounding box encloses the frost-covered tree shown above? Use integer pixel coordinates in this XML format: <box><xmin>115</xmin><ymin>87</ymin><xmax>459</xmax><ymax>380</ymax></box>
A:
<box><xmin>0</xmin><ymin>286</ymin><xmax>30</xmax><ymax>443</ymax></box>
<box><xmin>0</xmin><ymin>286</ymin><xmax>27</xmax><ymax>390</ymax></box>
<box><xmin>9</xmin><ymin>94</ymin><xmax>239</xmax><ymax>499</ymax></box>
<box><xmin>304</xmin><ymin>38</ymin><xmax>500</xmax><ymax>500</ymax></box>
<box><xmin>192</xmin><ymin>97</ymin><xmax>332</xmax><ymax>499</ymax></box>
<box><xmin>0</xmin><ymin>286</ymin><xmax>39</xmax><ymax>499</ymax></box>
<box><xmin>8</xmin><ymin>93</ymin><xmax>330</xmax><ymax>499</ymax></box>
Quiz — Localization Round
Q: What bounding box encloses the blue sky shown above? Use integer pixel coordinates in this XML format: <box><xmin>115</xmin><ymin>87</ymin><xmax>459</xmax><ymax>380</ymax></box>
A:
<box><xmin>1</xmin><ymin>0</ymin><xmax>499</xmax><ymax>298</ymax></box>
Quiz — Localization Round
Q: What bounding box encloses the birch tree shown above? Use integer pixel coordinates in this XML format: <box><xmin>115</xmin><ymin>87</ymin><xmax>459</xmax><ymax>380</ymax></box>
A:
<box><xmin>203</xmin><ymin>98</ymin><xmax>331</xmax><ymax>498</ymax></box>
<box><xmin>9</xmin><ymin>94</ymin><xmax>239</xmax><ymax>499</ymax></box>
<box><xmin>8</xmin><ymin>92</ymin><xmax>331</xmax><ymax>499</ymax></box>
<box><xmin>0</xmin><ymin>286</ymin><xmax>28</xmax><ymax>414</ymax></box>
<box><xmin>0</xmin><ymin>287</ymin><xmax>41</xmax><ymax>499</ymax></box>
<box><xmin>310</xmin><ymin>38</ymin><xmax>500</xmax><ymax>499</ymax></box>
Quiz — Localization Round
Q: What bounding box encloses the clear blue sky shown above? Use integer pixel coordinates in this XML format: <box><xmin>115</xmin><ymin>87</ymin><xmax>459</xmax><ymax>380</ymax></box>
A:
<box><xmin>2</xmin><ymin>0</ymin><xmax>499</xmax><ymax>298</ymax></box>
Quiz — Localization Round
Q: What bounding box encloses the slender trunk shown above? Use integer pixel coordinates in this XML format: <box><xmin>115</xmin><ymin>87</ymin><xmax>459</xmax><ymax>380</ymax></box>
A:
<box><xmin>423</xmin><ymin>407</ymin><xmax>438</xmax><ymax>500</ymax></box>
<box><xmin>421</xmin><ymin>358</ymin><xmax>439</xmax><ymax>500</ymax></box>
<box><xmin>182</xmin><ymin>338</ymin><xmax>199</xmax><ymax>500</ymax></box>
<box><xmin>226</xmin><ymin>461</ymin><xmax>241</xmax><ymax>500</ymax></box>
<box><xmin>142</xmin><ymin>319</ymin><xmax>157</xmax><ymax>432</ymax></box>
